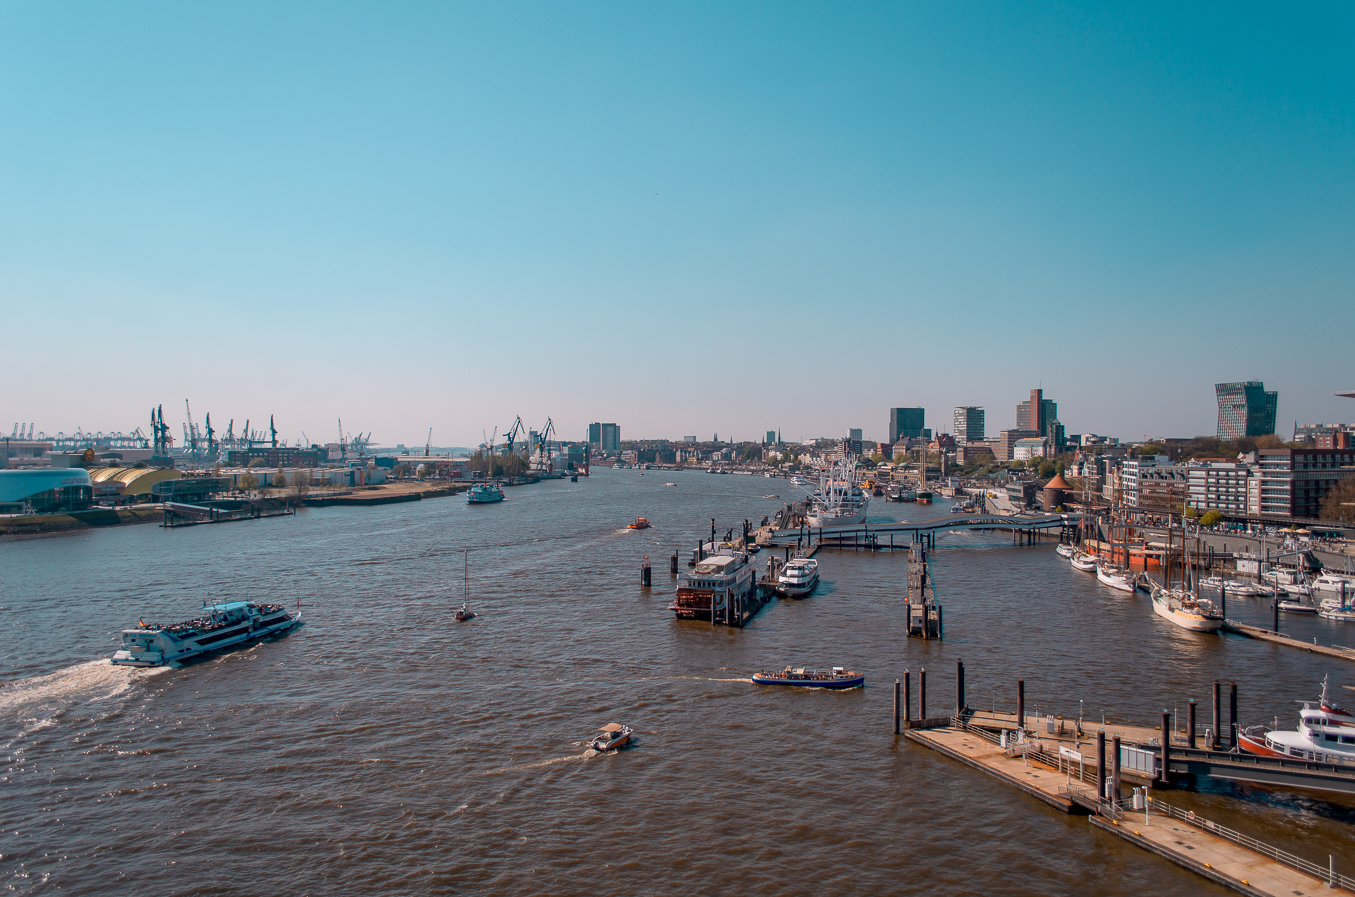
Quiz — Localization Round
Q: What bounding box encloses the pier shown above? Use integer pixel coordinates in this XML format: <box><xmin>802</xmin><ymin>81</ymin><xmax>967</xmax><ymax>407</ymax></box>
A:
<box><xmin>160</xmin><ymin>501</ymin><xmax>295</xmax><ymax>528</ymax></box>
<box><xmin>759</xmin><ymin>510</ymin><xmax>1073</xmax><ymax>551</ymax></box>
<box><xmin>1223</xmin><ymin>620</ymin><xmax>1355</xmax><ymax>664</ymax></box>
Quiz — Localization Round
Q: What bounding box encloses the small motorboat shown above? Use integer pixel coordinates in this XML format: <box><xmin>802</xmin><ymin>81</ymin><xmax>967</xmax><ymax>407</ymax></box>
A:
<box><xmin>1279</xmin><ymin>599</ymin><xmax>1316</xmax><ymax>615</ymax></box>
<box><xmin>1056</xmin><ymin>544</ymin><xmax>1075</xmax><ymax>559</ymax></box>
<box><xmin>627</xmin><ymin>517</ymin><xmax>652</xmax><ymax>530</ymax></box>
<box><xmin>590</xmin><ymin>723</ymin><xmax>632</xmax><ymax>752</ymax></box>
<box><xmin>663</xmin><ymin>482</ymin><xmax>677</xmax><ymax>487</ymax></box>
<box><xmin>751</xmin><ymin>666</ymin><xmax>864</xmax><ymax>689</ymax></box>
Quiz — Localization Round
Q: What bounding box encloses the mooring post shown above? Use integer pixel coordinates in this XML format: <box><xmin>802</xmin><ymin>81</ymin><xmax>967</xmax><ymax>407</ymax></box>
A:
<box><xmin>1111</xmin><ymin>734</ymin><xmax>1122</xmax><ymax>800</ymax></box>
<box><xmin>893</xmin><ymin>679</ymin><xmax>901</xmax><ymax>734</ymax></box>
<box><xmin>1220</xmin><ymin>581</ymin><xmax>1227</xmax><ymax>620</ymax></box>
<box><xmin>1212</xmin><ymin>680</ymin><xmax>1222</xmax><ymax>750</ymax></box>
<box><xmin>955</xmin><ymin>659</ymin><xmax>965</xmax><ymax>717</ymax></box>
<box><xmin>670</xmin><ymin>552</ymin><xmax>678</xmax><ymax>576</ymax></box>
<box><xmin>1096</xmin><ymin>729</ymin><xmax>1107</xmax><ymax>800</ymax></box>
<box><xmin>904</xmin><ymin>670</ymin><xmax>912</xmax><ymax>724</ymax></box>
<box><xmin>1229</xmin><ymin>681</ymin><xmax>1237</xmax><ymax>748</ymax></box>
<box><xmin>641</xmin><ymin>555</ymin><xmax>651</xmax><ymax>588</ymax></box>
<box><xmin>1273</xmin><ymin>596</ymin><xmax>1280</xmax><ymax>633</ymax></box>
<box><xmin>1017</xmin><ymin>679</ymin><xmax>1025</xmax><ymax>731</ymax></box>
<box><xmin>919</xmin><ymin>668</ymin><xmax>927</xmax><ymax>720</ymax></box>
<box><xmin>937</xmin><ymin>605</ymin><xmax>943</xmax><ymax>639</ymax></box>
<box><xmin>1159</xmin><ymin>709</ymin><xmax>1171</xmax><ymax>785</ymax></box>
<box><xmin>1187</xmin><ymin>699</ymin><xmax>1197</xmax><ymax>749</ymax></box>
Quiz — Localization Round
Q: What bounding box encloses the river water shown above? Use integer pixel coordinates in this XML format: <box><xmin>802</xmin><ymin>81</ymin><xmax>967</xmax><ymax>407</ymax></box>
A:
<box><xmin>3</xmin><ymin>468</ymin><xmax>1354</xmax><ymax>895</ymax></box>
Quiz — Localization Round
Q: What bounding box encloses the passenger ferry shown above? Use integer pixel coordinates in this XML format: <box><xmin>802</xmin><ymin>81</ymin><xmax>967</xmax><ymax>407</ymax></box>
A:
<box><xmin>670</xmin><ymin>542</ymin><xmax>756</xmax><ymax>624</ymax></box>
<box><xmin>467</xmin><ymin>483</ymin><xmax>504</xmax><ymax>504</ymax></box>
<box><xmin>1239</xmin><ymin>678</ymin><xmax>1355</xmax><ymax>765</ymax></box>
<box><xmin>111</xmin><ymin>600</ymin><xmax>301</xmax><ymax>667</ymax></box>
<box><xmin>776</xmin><ymin>557</ymin><xmax>819</xmax><ymax>598</ymax></box>
<box><xmin>751</xmin><ymin>666</ymin><xmax>864</xmax><ymax>689</ymax></box>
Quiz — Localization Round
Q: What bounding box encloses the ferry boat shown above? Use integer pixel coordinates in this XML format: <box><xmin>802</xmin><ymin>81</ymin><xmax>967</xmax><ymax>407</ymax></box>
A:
<box><xmin>670</xmin><ymin>543</ymin><xmax>757</xmax><ymax>623</ymax></box>
<box><xmin>776</xmin><ymin>557</ymin><xmax>819</xmax><ymax>598</ymax></box>
<box><xmin>1239</xmin><ymin>678</ymin><xmax>1355</xmax><ymax>765</ymax></box>
<box><xmin>590</xmin><ymin>723</ymin><xmax>633</xmax><ymax>752</ymax></box>
<box><xmin>751</xmin><ymin>666</ymin><xmax>864</xmax><ymax>689</ymax></box>
<box><xmin>111</xmin><ymin>600</ymin><xmax>301</xmax><ymax>667</ymax></box>
<box><xmin>627</xmin><ymin>517</ymin><xmax>651</xmax><ymax>530</ymax></box>
<box><xmin>1149</xmin><ymin>583</ymin><xmax>1222</xmax><ymax>632</ymax></box>
<box><xmin>467</xmin><ymin>483</ymin><xmax>504</xmax><ymax>504</ymax></box>
<box><xmin>1096</xmin><ymin>563</ymin><xmax>1136</xmax><ymax>593</ymax></box>
<box><xmin>804</xmin><ymin>453</ymin><xmax>870</xmax><ymax>528</ymax></box>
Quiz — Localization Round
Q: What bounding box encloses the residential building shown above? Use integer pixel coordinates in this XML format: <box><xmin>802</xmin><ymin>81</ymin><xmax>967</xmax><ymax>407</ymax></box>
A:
<box><xmin>1254</xmin><ymin>446</ymin><xmax>1355</xmax><ymax>519</ymax></box>
<box><xmin>953</xmin><ymin>407</ymin><xmax>985</xmax><ymax>443</ymax></box>
<box><xmin>1137</xmin><ymin>463</ymin><xmax>1190</xmax><ymax>510</ymax></box>
<box><xmin>1215</xmin><ymin>381</ymin><xmax>1277</xmax><ymax>441</ymax></box>
<box><xmin>588</xmin><ymin>423</ymin><xmax>620</xmax><ymax>453</ymax></box>
<box><xmin>1186</xmin><ymin>460</ymin><xmax>1252</xmax><ymax>516</ymax></box>
<box><xmin>889</xmin><ymin>408</ymin><xmax>926</xmax><ymax>443</ymax></box>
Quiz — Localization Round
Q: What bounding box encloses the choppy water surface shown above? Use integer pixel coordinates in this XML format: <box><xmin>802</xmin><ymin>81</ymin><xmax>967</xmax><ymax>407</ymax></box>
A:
<box><xmin>3</xmin><ymin>469</ymin><xmax>1353</xmax><ymax>895</ymax></box>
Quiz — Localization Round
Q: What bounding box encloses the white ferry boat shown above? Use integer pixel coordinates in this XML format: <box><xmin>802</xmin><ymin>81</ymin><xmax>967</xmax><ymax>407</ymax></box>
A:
<box><xmin>1149</xmin><ymin>583</ymin><xmax>1222</xmax><ymax>632</ymax></box>
<box><xmin>804</xmin><ymin>453</ymin><xmax>869</xmax><ymax>528</ymax></box>
<box><xmin>111</xmin><ymin>600</ymin><xmax>301</xmax><ymax>667</ymax></box>
<box><xmin>1240</xmin><ymin>678</ymin><xmax>1355</xmax><ymax>765</ymax></box>
<box><xmin>670</xmin><ymin>543</ymin><xmax>756</xmax><ymax>624</ymax></box>
<box><xmin>776</xmin><ymin>557</ymin><xmax>819</xmax><ymax>598</ymax></box>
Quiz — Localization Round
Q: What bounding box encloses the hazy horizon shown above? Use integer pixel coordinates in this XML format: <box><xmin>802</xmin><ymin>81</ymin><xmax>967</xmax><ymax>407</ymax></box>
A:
<box><xmin>4</xmin><ymin>4</ymin><xmax>1352</xmax><ymax>447</ymax></box>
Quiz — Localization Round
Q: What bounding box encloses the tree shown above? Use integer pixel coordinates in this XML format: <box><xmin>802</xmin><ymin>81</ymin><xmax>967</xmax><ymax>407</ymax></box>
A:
<box><xmin>1254</xmin><ymin>434</ymin><xmax>1284</xmax><ymax>450</ymax></box>
<box><xmin>1321</xmin><ymin>478</ymin><xmax>1355</xmax><ymax>522</ymax></box>
<box><xmin>289</xmin><ymin>470</ymin><xmax>311</xmax><ymax>496</ymax></box>
<box><xmin>1199</xmin><ymin>509</ymin><xmax>1223</xmax><ymax>528</ymax></box>
<box><xmin>237</xmin><ymin>473</ymin><xmax>259</xmax><ymax>493</ymax></box>
<box><xmin>247</xmin><ymin>458</ymin><xmax>267</xmax><ymax>469</ymax></box>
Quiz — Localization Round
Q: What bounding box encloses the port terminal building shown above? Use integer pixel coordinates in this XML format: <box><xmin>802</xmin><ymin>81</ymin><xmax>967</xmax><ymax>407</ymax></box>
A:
<box><xmin>0</xmin><ymin>469</ymin><xmax>94</xmax><ymax>514</ymax></box>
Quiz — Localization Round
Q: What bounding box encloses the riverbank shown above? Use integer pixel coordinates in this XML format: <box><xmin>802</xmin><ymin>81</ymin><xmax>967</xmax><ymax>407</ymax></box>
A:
<box><xmin>0</xmin><ymin>506</ymin><xmax>164</xmax><ymax>537</ymax></box>
<box><xmin>302</xmin><ymin>481</ymin><xmax>470</xmax><ymax>506</ymax></box>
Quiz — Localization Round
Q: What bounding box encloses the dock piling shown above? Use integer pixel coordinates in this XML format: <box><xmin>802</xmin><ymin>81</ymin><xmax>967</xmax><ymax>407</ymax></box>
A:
<box><xmin>1273</xmin><ymin>597</ymin><xmax>1280</xmax><ymax>633</ymax></box>
<box><xmin>1111</xmin><ymin>733</ymin><xmax>1121</xmax><ymax>799</ymax></box>
<box><xmin>1229</xmin><ymin>681</ymin><xmax>1237</xmax><ymax>748</ymax></box>
<box><xmin>1017</xmin><ymin>679</ymin><xmax>1025</xmax><ymax>731</ymax></box>
<box><xmin>904</xmin><ymin>671</ymin><xmax>912</xmax><ymax>724</ymax></box>
<box><xmin>1160</xmin><ymin>710</ymin><xmax>1171</xmax><ymax>785</ymax></box>
<box><xmin>956</xmin><ymin>659</ymin><xmax>965</xmax><ymax>716</ymax></box>
<box><xmin>1097</xmin><ymin>729</ymin><xmax>1106</xmax><ymax>800</ymax></box>
<box><xmin>1187</xmin><ymin>699</ymin><xmax>1197</xmax><ymax>749</ymax></box>
<box><xmin>893</xmin><ymin>679</ymin><xmax>901</xmax><ymax>734</ymax></box>
<box><xmin>920</xmin><ymin>668</ymin><xmax>927</xmax><ymax>720</ymax></box>
<box><xmin>670</xmin><ymin>553</ymin><xmax>678</xmax><ymax>576</ymax></box>
<box><xmin>641</xmin><ymin>556</ymin><xmax>651</xmax><ymax>588</ymax></box>
<box><xmin>1212</xmin><ymin>680</ymin><xmax>1222</xmax><ymax>750</ymax></box>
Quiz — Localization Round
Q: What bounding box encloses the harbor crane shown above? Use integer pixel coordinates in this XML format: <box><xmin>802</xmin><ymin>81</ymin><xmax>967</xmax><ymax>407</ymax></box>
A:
<box><xmin>270</xmin><ymin>415</ymin><xmax>278</xmax><ymax>449</ymax></box>
<box><xmin>425</xmin><ymin>428</ymin><xmax>433</xmax><ymax>457</ymax></box>
<box><xmin>481</xmin><ymin>427</ymin><xmax>497</xmax><ymax>455</ymax></box>
<box><xmin>339</xmin><ymin>419</ymin><xmax>348</xmax><ymax>461</ymax></box>
<box><xmin>503</xmin><ymin>416</ymin><xmax>525</xmax><ymax>455</ymax></box>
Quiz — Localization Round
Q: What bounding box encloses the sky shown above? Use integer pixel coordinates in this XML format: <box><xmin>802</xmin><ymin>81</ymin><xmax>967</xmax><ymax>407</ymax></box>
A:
<box><xmin>2</xmin><ymin>2</ymin><xmax>1352</xmax><ymax>448</ymax></box>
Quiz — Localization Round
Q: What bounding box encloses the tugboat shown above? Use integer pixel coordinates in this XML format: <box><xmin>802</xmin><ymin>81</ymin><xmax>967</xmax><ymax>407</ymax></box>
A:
<box><xmin>751</xmin><ymin>666</ymin><xmax>864</xmax><ymax>689</ymax></box>
<box><xmin>467</xmin><ymin>483</ymin><xmax>504</xmax><ymax>504</ymax></box>
<box><xmin>111</xmin><ymin>600</ymin><xmax>301</xmax><ymax>667</ymax></box>
<box><xmin>1239</xmin><ymin>677</ymin><xmax>1355</xmax><ymax>765</ymax></box>
<box><xmin>627</xmin><ymin>517</ymin><xmax>651</xmax><ymax>530</ymax></box>
<box><xmin>590</xmin><ymin>723</ymin><xmax>633</xmax><ymax>751</ymax></box>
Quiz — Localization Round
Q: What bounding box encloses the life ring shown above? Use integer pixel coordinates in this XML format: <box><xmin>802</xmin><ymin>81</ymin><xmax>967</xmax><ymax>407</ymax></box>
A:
<box><xmin>1187</xmin><ymin>811</ymin><xmax>1196</xmax><ymax>821</ymax></box>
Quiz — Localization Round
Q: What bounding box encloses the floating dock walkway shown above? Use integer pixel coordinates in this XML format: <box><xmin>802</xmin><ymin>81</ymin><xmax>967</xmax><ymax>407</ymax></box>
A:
<box><xmin>1224</xmin><ymin>620</ymin><xmax>1355</xmax><ymax>664</ymax></box>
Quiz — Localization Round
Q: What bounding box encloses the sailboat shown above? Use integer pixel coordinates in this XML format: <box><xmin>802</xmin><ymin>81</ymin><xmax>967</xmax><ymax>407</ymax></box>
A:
<box><xmin>456</xmin><ymin>551</ymin><xmax>476</xmax><ymax>622</ymax></box>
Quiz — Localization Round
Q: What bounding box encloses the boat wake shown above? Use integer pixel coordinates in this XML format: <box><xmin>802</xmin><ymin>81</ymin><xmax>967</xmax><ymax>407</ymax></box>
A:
<box><xmin>0</xmin><ymin>659</ymin><xmax>167</xmax><ymax>717</ymax></box>
<box><xmin>485</xmin><ymin>750</ymin><xmax>597</xmax><ymax>774</ymax></box>
<box><xmin>654</xmin><ymin>676</ymin><xmax>752</xmax><ymax>683</ymax></box>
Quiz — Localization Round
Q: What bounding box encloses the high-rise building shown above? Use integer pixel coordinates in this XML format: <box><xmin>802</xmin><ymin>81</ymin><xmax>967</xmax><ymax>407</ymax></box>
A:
<box><xmin>953</xmin><ymin>406</ymin><xmax>985</xmax><ymax>442</ymax></box>
<box><xmin>889</xmin><ymin>408</ymin><xmax>925</xmax><ymax>444</ymax></box>
<box><xmin>1215</xmin><ymin>381</ymin><xmax>1278</xmax><ymax>441</ymax></box>
<box><xmin>588</xmin><ymin>422</ymin><xmax>620</xmax><ymax>452</ymax></box>
<box><xmin>848</xmin><ymin>428</ymin><xmax>862</xmax><ymax>441</ymax></box>
<box><xmin>765</xmin><ymin>430</ymin><xmax>777</xmax><ymax>445</ymax></box>
<box><xmin>1016</xmin><ymin>389</ymin><xmax>1057</xmax><ymax>435</ymax></box>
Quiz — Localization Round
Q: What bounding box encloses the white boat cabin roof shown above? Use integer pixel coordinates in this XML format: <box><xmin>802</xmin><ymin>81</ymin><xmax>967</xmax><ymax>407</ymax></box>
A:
<box><xmin>694</xmin><ymin>555</ymin><xmax>739</xmax><ymax>573</ymax></box>
<box><xmin>598</xmin><ymin>723</ymin><xmax>626</xmax><ymax>733</ymax></box>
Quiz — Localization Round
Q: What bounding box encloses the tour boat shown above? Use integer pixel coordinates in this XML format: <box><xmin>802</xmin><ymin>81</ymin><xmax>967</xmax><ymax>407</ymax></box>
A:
<box><xmin>776</xmin><ymin>557</ymin><xmax>820</xmax><ymax>598</ymax></box>
<box><xmin>1149</xmin><ymin>583</ymin><xmax>1222</xmax><ymax>632</ymax></box>
<box><xmin>1056</xmin><ymin>544</ymin><xmax>1075</xmax><ymax>559</ymax></box>
<box><xmin>111</xmin><ymin>600</ymin><xmax>301</xmax><ymax>667</ymax></box>
<box><xmin>751</xmin><ymin>666</ymin><xmax>865</xmax><ymax>689</ymax></box>
<box><xmin>1070</xmin><ymin>552</ymin><xmax>1098</xmax><ymax>572</ymax></box>
<box><xmin>1096</xmin><ymin>564</ymin><xmax>1136</xmax><ymax>593</ymax></box>
<box><xmin>671</xmin><ymin>544</ymin><xmax>757</xmax><ymax>623</ymax></box>
<box><xmin>627</xmin><ymin>517</ymin><xmax>651</xmax><ymax>530</ymax></box>
<box><xmin>467</xmin><ymin>483</ymin><xmax>504</xmax><ymax>504</ymax></box>
<box><xmin>590</xmin><ymin>723</ymin><xmax>632</xmax><ymax>752</ymax></box>
<box><xmin>1239</xmin><ymin>677</ymin><xmax>1355</xmax><ymax>765</ymax></box>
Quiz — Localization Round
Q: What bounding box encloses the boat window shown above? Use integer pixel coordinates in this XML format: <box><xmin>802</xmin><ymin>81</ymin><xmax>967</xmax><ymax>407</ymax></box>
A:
<box><xmin>1325</xmin><ymin>734</ymin><xmax>1339</xmax><ymax>742</ymax></box>
<box><xmin>1343</xmin><ymin>736</ymin><xmax>1355</xmax><ymax>745</ymax></box>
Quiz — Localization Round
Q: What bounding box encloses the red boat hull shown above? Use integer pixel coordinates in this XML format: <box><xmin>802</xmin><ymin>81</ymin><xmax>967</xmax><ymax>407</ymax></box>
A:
<box><xmin>1238</xmin><ymin>733</ymin><xmax>1283</xmax><ymax>758</ymax></box>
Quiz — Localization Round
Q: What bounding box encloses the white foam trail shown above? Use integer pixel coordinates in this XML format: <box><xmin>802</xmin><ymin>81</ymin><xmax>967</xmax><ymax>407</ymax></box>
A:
<box><xmin>486</xmin><ymin>750</ymin><xmax>596</xmax><ymax>774</ymax></box>
<box><xmin>0</xmin><ymin>660</ymin><xmax>165</xmax><ymax>716</ymax></box>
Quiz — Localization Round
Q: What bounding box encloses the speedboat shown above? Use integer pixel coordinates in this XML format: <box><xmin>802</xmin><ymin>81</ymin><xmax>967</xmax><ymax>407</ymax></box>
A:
<box><xmin>776</xmin><ymin>557</ymin><xmax>819</xmax><ymax>598</ymax></box>
<box><xmin>1070</xmin><ymin>552</ymin><xmax>1098</xmax><ymax>572</ymax></box>
<box><xmin>627</xmin><ymin>517</ymin><xmax>651</xmax><ymax>530</ymax></box>
<box><xmin>111</xmin><ymin>600</ymin><xmax>301</xmax><ymax>667</ymax></box>
<box><xmin>467</xmin><ymin>483</ymin><xmax>504</xmax><ymax>504</ymax></box>
<box><xmin>1149</xmin><ymin>583</ymin><xmax>1222</xmax><ymax>632</ymax></box>
<box><xmin>590</xmin><ymin>723</ymin><xmax>632</xmax><ymax>752</ymax></box>
<box><xmin>1239</xmin><ymin>677</ymin><xmax>1355</xmax><ymax>765</ymax></box>
<box><xmin>1314</xmin><ymin>574</ymin><xmax>1355</xmax><ymax>598</ymax></box>
<box><xmin>1279</xmin><ymin>599</ymin><xmax>1317</xmax><ymax>615</ymax></box>
<box><xmin>1096</xmin><ymin>564</ymin><xmax>1136</xmax><ymax>593</ymax></box>
<box><xmin>1056</xmin><ymin>544</ymin><xmax>1075</xmax><ymax>559</ymax></box>
<box><xmin>751</xmin><ymin>666</ymin><xmax>864</xmax><ymax>689</ymax></box>
<box><xmin>663</xmin><ymin>482</ymin><xmax>677</xmax><ymax>487</ymax></box>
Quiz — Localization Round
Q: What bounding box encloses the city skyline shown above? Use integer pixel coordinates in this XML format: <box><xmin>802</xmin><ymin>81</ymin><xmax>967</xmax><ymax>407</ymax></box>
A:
<box><xmin>3</xmin><ymin>5</ymin><xmax>1352</xmax><ymax>445</ymax></box>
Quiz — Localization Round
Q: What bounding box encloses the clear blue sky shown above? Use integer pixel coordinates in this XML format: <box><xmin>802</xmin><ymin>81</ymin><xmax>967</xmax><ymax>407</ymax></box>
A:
<box><xmin>3</xmin><ymin>2</ymin><xmax>1352</xmax><ymax>447</ymax></box>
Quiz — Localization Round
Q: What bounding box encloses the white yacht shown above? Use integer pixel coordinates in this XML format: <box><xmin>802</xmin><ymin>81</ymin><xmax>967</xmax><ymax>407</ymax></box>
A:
<box><xmin>1070</xmin><ymin>552</ymin><xmax>1098</xmax><ymax>572</ymax></box>
<box><xmin>111</xmin><ymin>600</ymin><xmax>301</xmax><ymax>667</ymax></box>
<box><xmin>803</xmin><ymin>453</ymin><xmax>869</xmax><ymax>528</ymax></box>
<box><xmin>777</xmin><ymin>557</ymin><xmax>820</xmax><ymax>598</ymax></box>
<box><xmin>1240</xmin><ymin>678</ymin><xmax>1355</xmax><ymax>765</ymax></box>
<box><xmin>1314</xmin><ymin>574</ymin><xmax>1355</xmax><ymax>598</ymax></box>
<box><xmin>670</xmin><ymin>543</ymin><xmax>757</xmax><ymax>624</ymax></box>
<box><xmin>1056</xmin><ymin>544</ymin><xmax>1075</xmax><ymax>559</ymax></box>
<box><xmin>1095</xmin><ymin>564</ymin><xmax>1135</xmax><ymax>593</ymax></box>
<box><xmin>1149</xmin><ymin>583</ymin><xmax>1222</xmax><ymax>632</ymax></box>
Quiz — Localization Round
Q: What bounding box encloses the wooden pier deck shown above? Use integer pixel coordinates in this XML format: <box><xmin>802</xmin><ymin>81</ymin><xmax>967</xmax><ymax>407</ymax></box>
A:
<box><xmin>903</xmin><ymin>725</ymin><xmax>1076</xmax><ymax>813</ymax></box>
<box><xmin>1224</xmin><ymin>620</ymin><xmax>1355</xmax><ymax>664</ymax></box>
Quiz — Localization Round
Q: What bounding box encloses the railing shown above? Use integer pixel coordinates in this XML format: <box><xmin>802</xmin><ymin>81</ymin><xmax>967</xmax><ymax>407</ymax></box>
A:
<box><xmin>1150</xmin><ymin>798</ymin><xmax>1354</xmax><ymax>892</ymax></box>
<box><xmin>950</xmin><ymin>718</ymin><xmax>1102</xmax><ymax>786</ymax></box>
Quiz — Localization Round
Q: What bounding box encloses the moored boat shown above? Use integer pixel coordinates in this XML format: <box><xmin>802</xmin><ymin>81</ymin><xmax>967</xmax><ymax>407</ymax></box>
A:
<box><xmin>1096</xmin><ymin>564</ymin><xmax>1136</xmax><ymax>593</ymax></box>
<box><xmin>671</xmin><ymin>543</ymin><xmax>757</xmax><ymax>623</ymax></box>
<box><xmin>467</xmin><ymin>483</ymin><xmax>505</xmax><ymax>504</ymax></box>
<box><xmin>1070</xmin><ymin>552</ymin><xmax>1098</xmax><ymax>572</ymax></box>
<box><xmin>1149</xmin><ymin>583</ymin><xmax>1222</xmax><ymax>632</ymax></box>
<box><xmin>776</xmin><ymin>557</ymin><xmax>819</xmax><ymax>598</ymax></box>
<box><xmin>590</xmin><ymin>723</ymin><xmax>632</xmax><ymax>751</ymax></box>
<box><xmin>111</xmin><ymin>600</ymin><xmax>301</xmax><ymax>667</ymax></box>
<box><xmin>751</xmin><ymin>666</ymin><xmax>864</xmax><ymax>689</ymax></box>
<box><xmin>1239</xmin><ymin>677</ymin><xmax>1355</xmax><ymax>765</ymax></box>
<box><xmin>1056</xmin><ymin>544</ymin><xmax>1075</xmax><ymax>559</ymax></box>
